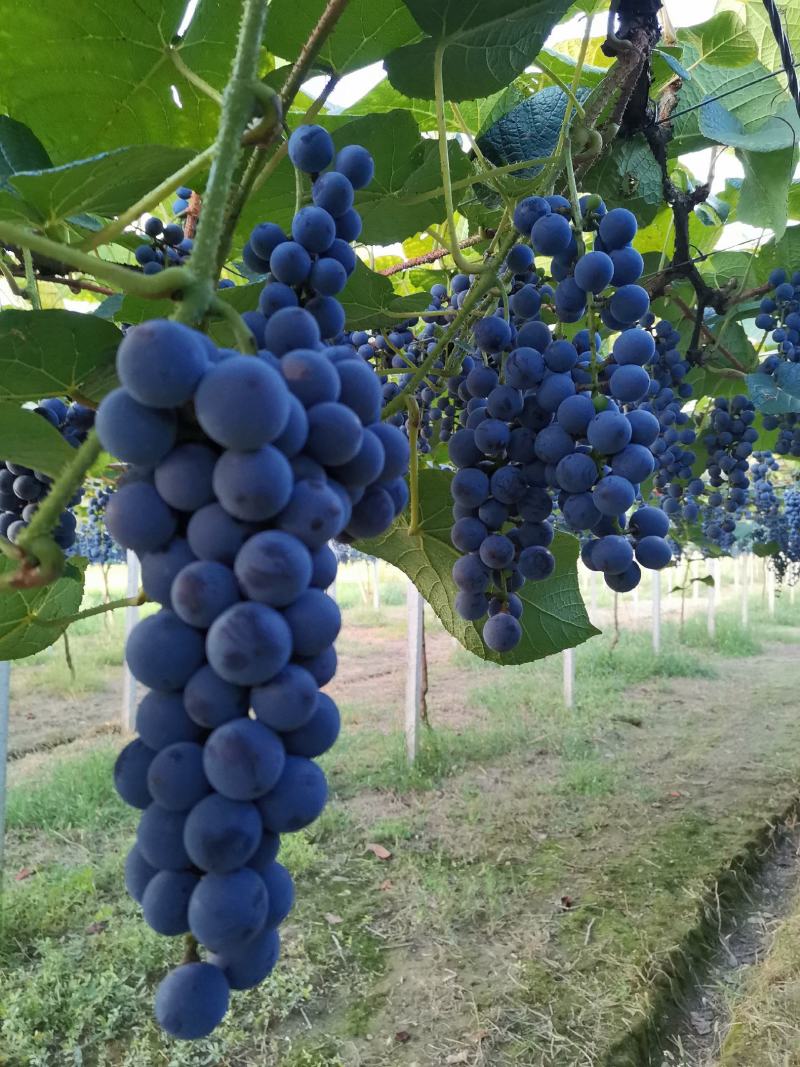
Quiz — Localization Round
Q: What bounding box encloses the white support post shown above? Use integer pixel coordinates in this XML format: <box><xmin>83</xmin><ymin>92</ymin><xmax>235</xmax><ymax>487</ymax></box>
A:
<box><xmin>405</xmin><ymin>582</ymin><xmax>423</xmax><ymax>764</ymax></box>
<box><xmin>562</xmin><ymin>647</ymin><xmax>575</xmax><ymax>708</ymax></box>
<box><xmin>768</xmin><ymin>564</ymin><xmax>776</xmax><ymax>618</ymax></box>
<box><xmin>714</xmin><ymin>557</ymin><xmax>722</xmax><ymax>605</ymax></box>
<box><xmin>589</xmin><ymin>568</ymin><xmax>598</xmax><ymax>617</ymax></box>
<box><xmin>652</xmin><ymin>570</ymin><xmax>661</xmax><ymax>655</ymax></box>
<box><xmin>707</xmin><ymin>561</ymin><xmax>717</xmax><ymax>640</ymax></box>
<box><xmin>741</xmin><ymin>554</ymin><xmax>749</xmax><ymax>628</ymax></box>
<box><xmin>371</xmin><ymin>558</ymin><xmax>380</xmax><ymax>613</ymax></box>
<box><xmin>0</xmin><ymin>660</ymin><xmax>10</xmax><ymax>879</ymax></box>
<box><xmin>632</xmin><ymin>582</ymin><xmax>640</xmax><ymax>617</ymax></box>
<box><xmin>692</xmin><ymin>561</ymin><xmax>701</xmax><ymax>601</ymax></box>
<box><xmin>122</xmin><ymin>551</ymin><xmax>140</xmax><ymax>733</ymax></box>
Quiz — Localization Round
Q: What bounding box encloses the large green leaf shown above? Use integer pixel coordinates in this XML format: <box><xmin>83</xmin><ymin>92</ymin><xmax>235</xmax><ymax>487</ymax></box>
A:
<box><xmin>339</xmin><ymin>259</ymin><xmax>430</xmax><ymax>330</ymax></box>
<box><xmin>358</xmin><ymin>468</ymin><xmax>599</xmax><ymax>663</ymax></box>
<box><xmin>0</xmin><ymin>557</ymin><xmax>85</xmax><ymax>659</ymax></box>
<box><xmin>669</xmin><ymin>43</ymin><xmax>784</xmax><ymax>155</ymax></box>
<box><xmin>477</xmin><ymin>86</ymin><xmax>590</xmax><ymax>181</ymax></box>
<box><xmin>698</xmin><ymin>98</ymin><xmax>800</xmax><ymax>153</ymax></box>
<box><xmin>747</xmin><ymin>363</ymin><xmax>800</xmax><ymax>415</ymax></box>
<box><xmin>736</xmin><ymin>145</ymin><xmax>797</xmax><ymax>239</ymax></box>
<box><xmin>681</xmin><ymin>11</ymin><xmax>757</xmax><ymax>69</ymax></box>
<box><xmin>684</xmin><ymin>320</ymin><xmax>759</xmax><ymax>401</ymax></box>
<box><xmin>4</xmin><ymin>146</ymin><xmax>196</xmax><ymax>228</ymax></box>
<box><xmin>346</xmin><ymin>79</ymin><xmax>523</xmax><ymax>134</ymax></box>
<box><xmin>720</xmin><ymin>0</ymin><xmax>800</xmax><ymax>73</ymax></box>
<box><xmin>0</xmin><ymin>1</ymin><xmax>238</xmax><ymax>161</ymax></box>
<box><xmin>0</xmin><ymin>309</ymin><xmax>119</xmax><ymax>404</ymax></box>
<box><xmin>0</xmin><ymin>117</ymin><xmax>51</xmax><ymax>179</ymax></box>
<box><xmin>0</xmin><ymin>403</ymin><xmax>78</xmax><ymax>476</ymax></box>
<box><xmin>384</xmin><ymin>0</ymin><xmax>573</xmax><ymax>101</ymax></box>
<box><xmin>267</xmin><ymin>0</ymin><xmax>421</xmax><ymax>74</ymax></box>
<box><xmin>584</xmin><ymin>134</ymin><xmax>663</xmax><ymax>224</ymax></box>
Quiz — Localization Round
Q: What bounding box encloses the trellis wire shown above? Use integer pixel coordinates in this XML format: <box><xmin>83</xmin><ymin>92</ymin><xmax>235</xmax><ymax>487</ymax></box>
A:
<box><xmin>761</xmin><ymin>0</ymin><xmax>800</xmax><ymax>119</ymax></box>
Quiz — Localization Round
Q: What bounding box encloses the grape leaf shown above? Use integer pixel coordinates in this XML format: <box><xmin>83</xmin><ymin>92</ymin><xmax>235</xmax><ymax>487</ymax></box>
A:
<box><xmin>0</xmin><ymin>117</ymin><xmax>51</xmax><ymax>179</ymax></box>
<box><xmin>584</xmin><ymin>134</ymin><xmax>663</xmax><ymax>224</ymax></box>
<box><xmin>338</xmin><ymin>260</ymin><xmax>430</xmax><ymax>330</ymax></box>
<box><xmin>736</xmin><ymin>144</ymin><xmax>796</xmax><ymax>240</ymax></box>
<box><xmin>385</xmin><ymin>0</ymin><xmax>573</xmax><ymax>101</ymax></box>
<box><xmin>747</xmin><ymin>363</ymin><xmax>800</xmax><ymax>415</ymax></box>
<box><xmin>357</xmin><ymin>468</ymin><xmax>599</xmax><ymax>664</ymax></box>
<box><xmin>0</xmin><ymin>309</ymin><xmax>119</xmax><ymax>404</ymax></box>
<box><xmin>5</xmin><ymin>146</ymin><xmax>195</xmax><ymax>227</ymax></box>
<box><xmin>682</xmin><ymin>11</ymin><xmax>757</xmax><ymax>68</ymax></box>
<box><xmin>346</xmin><ymin>79</ymin><xmax>524</xmax><ymax>134</ymax></box>
<box><xmin>698</xmin><ymin>98</ymin><xmax>800</xmax><ymax>152</ymax></box>
<box><xmin>0</xmin><ymin>403</ymin><xmax>78</xmax><ymax>476</ymax></box>
<box><xmin>267</xmin><ymin>0</ymin><xmax>422</xmax><ymax>74</ymax></box>
<box><xmin>0</xmin><ymin>557</ymin><xmax>85</xmax><ymax>659</ymax></box>
<box><xmin>477</xmin><ymin>87</ymin><xmax>591</xmax><ymax>181</ymax></box>
<box><xmin>0</xmin><ymin>1</ymin><xmax>238</xmax><ymax>161</ymax></box>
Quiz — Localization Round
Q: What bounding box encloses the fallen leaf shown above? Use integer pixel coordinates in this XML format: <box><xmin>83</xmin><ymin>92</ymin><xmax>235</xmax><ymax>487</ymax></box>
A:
<box><xmin>559</xmin><ymin>895</ymin><xmax>576</xmax><ymax>911</ymax></box>
<box><xmin>379</xmin><ymin>879</ymin><xmax>394</xmax><ymax>891</ymax></box>
<box><xmin>15</xmin><ymin>867</ymin><xmax>35</xmax><ymax>881</ymax></box>
<box><xmin>445</xmin><ymin>1053</ymin><xmax>469</xmax><ymax>1064</ymax></box>
<box><xmin>669</xmin><ymin>791</ymin><xmax>682</xmax><ymax>799</ymax></box>
<box><xmin>85</xmin><ymin>920</ymin><xmax>108</xmax><ymax>935</ymax></box>
<box><xmin>395</xmin><ymin>1030</ymin><xmax>411</xmax><ymax>1043</ymax></box>
<box><xmin>366</xmin><ymin>843</ymin><xmax>392</xmax><ymax>861</ymax></box>
<box><xmin>324</xmin><ymin>913</ymin><xmax>343</xmax><ymax>925</ymax></box>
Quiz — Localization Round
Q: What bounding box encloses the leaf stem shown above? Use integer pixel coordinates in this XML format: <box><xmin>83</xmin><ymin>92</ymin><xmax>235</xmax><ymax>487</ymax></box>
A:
<box><xmin>210</xmin><ymin>296</ymin><xmax>257</xmax><ymax>353</ymax></box>
<box><xmin>16</xmin><ymin>430</ymin><xmax>102</xmax><ymax>567</ymax></box>
<box><xmin>22</xmin><ymin>247</ymin><xmax>41</xmax><ymax>309</ymax></box>
<box><xmin>38</xmin><ymin>592</ymin><xmax>146</xmax><ymax>627</ymax></box>
<box><xmin>433</xmin><ymin>44</ymin><xmax>491</xmax><ymax>275</ymax></box>
<box><xmin>0</xmin><ymin>221</ymin><xmax>188</xmax><ymax>297</ymax></box>
<box><xmin>83</xmin><ymin>145</ymin><xmax>216</xmax><ymax>252</ymax></box>
<box><xmin>170</xmin><ymin>48</ymin><xmax>224</xmax><ymax>105</ymax></box>
<box><xmin>174</xmin><ymin>0</ymin><xmax>270</xmax><ymax>327</ymax></box>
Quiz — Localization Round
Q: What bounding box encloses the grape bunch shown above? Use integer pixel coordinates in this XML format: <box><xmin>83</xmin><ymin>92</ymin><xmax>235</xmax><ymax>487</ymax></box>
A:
<box><xmin>0</xmin><ymin>398</ymin><xmax>94</xmax><ymax>550</ymax></box>
<box><xmin>755</xmin><ymin>268</ymin><xmax>800</xmax><ymax>458</ymax></box>
<box><xmin>98</xmin><ymin>137</ymin><xmax>409</xmax><ymax>1040</ymax></box>
<box><xmin>234</xmin><ymin>123</ymin><xmax>372</xmax><ymax>350</ymax></box>
<box><xmin>134</xmin><ymin>189</ymin><xmax>195</xmax><ymax>276</ymax></box>
<box><xmin>74</xmin><ymin>486</ymin><xmax>125</xmax><ymax>564</ymax></box>
<box><xmin>446</xmin><ymin>197</ymin><xmax>676</xmax><ymax>650</ymax></box>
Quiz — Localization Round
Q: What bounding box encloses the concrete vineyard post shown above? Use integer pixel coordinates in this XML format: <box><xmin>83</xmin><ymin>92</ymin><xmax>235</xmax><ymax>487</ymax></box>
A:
<box><xmin>563</xmin><ymin>647</ymin><xmax>575</xmax><ymax>708</ymax></box>
<box><xmin>405</xmin><ymin>581</ymin><xmax>423</xmax><ymax>765</ymax></box>
<box><xmin>122</xmin><ymin>551</ymin><xmax>140</xmax><ymax>732</ymax></box>
<box><xmin>652</xmin><ymin>569</ymin><xmax>661</xmax><ymax>655</ymax></box>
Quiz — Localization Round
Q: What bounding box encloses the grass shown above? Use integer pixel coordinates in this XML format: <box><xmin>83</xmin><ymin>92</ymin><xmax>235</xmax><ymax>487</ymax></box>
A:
<box><xmin>2</xmin><ymin>568</ymin><xmax>799</xmax><ymax>1065</ymax></box>
<box><xmin>718</xmin><ymin>890</ymin><xmax>800</xmax><ymax>1065</ymax></box>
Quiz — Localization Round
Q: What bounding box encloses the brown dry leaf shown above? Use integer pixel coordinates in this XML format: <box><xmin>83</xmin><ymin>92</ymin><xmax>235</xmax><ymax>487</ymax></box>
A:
<box><xmin>559</xmin><ymin>894</ymin><xmax>576</xmax><ymax>911</ymax></box>
<box><xmin>366</xmin><ymin>843</ymin><xmax>392</xmax><ymax>861</ymax></box>
<box><xmin>15</xmin><ymin>867</ymin><xmax>35</xmax><ymax>881</ymax></box>
<box><xmin>85</xmin><ymin>920</ymin><xmax>108</xmax><ymax>935</ymax></box>
<box><xmin>324</xmin><ymin>913</ymin><xmax>343</xmax><ymax>925</ymax></box>
<box><xmin>379</xmin><ymin>879</ymin><xmax>394</xmax><ymax>891</ymax></box>
<box><xmin>395</xmin><ymin>1030</ymin><xmax>411</xmax><ymax>1043</ymax></box>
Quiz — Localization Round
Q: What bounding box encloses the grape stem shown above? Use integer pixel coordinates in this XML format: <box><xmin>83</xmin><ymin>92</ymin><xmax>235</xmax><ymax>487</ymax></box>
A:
<box><xmin>433</xmin><ymin>44</ymin><xmax>491</xmax><ymax>276</ymax></box>
<box><xmin>17</xmin><ymin>431</ymin><xmax>102</xmax><ymax>558</ymax></box>
<box><xmin>173</xmin><ymin>0</ymin><xmax>271</xmax><ymax>327</ymax></box>
<box><xmin>22</xmin><ymin>247</ymin><xmax>41</xmax><ymax>309</ymax></box>
<box><xmin>378</xmin><ymin>234</ymin><xmax>489</xmax><ymax>276</ymax></box>
<box><xmin>278</xmin><ymin>0</ymin><xmax>351</xmax><ymax>109</ymax></box>
<box><xmin>0</xmin><ymin>222</ymin><xmax>187</xmax><ymax>298</ymax></box>
<box><xmin>380</xmin><ymin>226</ymin><xmax>519</xmax><ymax>419</ymax></box>
<box><xmin>83</xmin><ymin>145</ymin><xmax>217</xmax><ymax>252</ymax></box>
